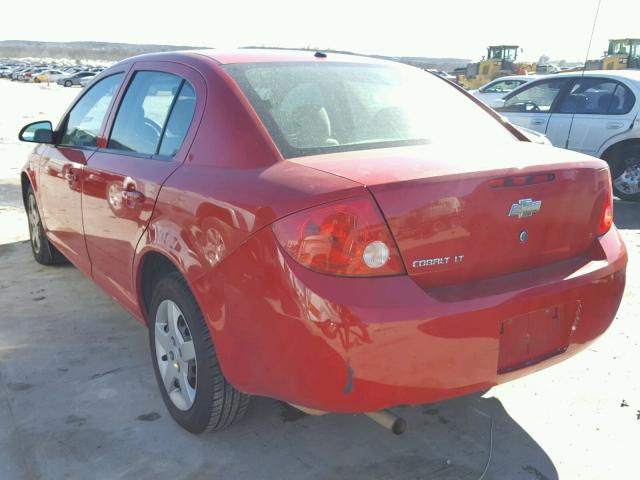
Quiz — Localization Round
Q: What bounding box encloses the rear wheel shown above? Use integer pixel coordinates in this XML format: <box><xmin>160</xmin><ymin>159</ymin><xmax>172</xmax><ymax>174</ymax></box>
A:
<box><xmin>609</xmin><ymin>144</ymin><xmax>640</xmax><ymax>202</ymax></box>
<box><xmin>148</xmin><ymin>273</ymin><xmax>250</xmax><ymax>433</ymax></box>
<box><xmin>64</xmin><ymin>80</ymin><xmax>72</xmax><ymax>87</ymax></box>
<box><xmin>26</xmin><ymin>186</ymin><xmax>67</xmax><ymax>265</ymax></box>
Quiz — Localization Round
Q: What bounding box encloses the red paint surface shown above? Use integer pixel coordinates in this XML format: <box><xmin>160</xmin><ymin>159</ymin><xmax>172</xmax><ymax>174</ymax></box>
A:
<box><xmin>22</xmin><ymin>50</ymin><xmax>627</xmax><ymax>412</ymax></box>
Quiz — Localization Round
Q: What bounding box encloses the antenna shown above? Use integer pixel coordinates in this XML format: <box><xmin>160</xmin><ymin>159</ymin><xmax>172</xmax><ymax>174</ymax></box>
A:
<box><xmin>581</xmin><ymin>0</ymin><xmax>603</xmax><ymax>75</ymax></box>
<box><xmin>565</xmin><ymin>0</ymin><xmax>602</xmax><ymax>148</ymax></box>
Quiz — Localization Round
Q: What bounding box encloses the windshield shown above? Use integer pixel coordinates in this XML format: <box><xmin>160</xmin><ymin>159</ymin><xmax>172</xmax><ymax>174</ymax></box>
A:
<box><xmin>225</xmin><ymin>62</ymin><xmax>516</xmax><ymax>159</ymax></box>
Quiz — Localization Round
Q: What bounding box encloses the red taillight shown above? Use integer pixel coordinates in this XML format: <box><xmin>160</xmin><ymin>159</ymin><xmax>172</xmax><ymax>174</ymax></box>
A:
<box><xmin>272</xmin><ymin>196</ymin><xmax>405</xmax><ymax>276</ymax></box>
<box><xmin>598</xmin><ymin>169</ymin><xmax>614</xmax><ymax>236</ymax></box>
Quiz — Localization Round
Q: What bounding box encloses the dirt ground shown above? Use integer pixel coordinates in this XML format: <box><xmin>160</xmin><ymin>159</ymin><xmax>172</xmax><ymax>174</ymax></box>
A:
<box><xmin>0</xmin><ymin>79</ymin><xmax>639</xmax><ymax>480</ymax></box>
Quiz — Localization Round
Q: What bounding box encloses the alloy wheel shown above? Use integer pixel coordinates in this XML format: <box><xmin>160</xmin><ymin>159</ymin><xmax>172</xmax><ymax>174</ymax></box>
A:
<box><xmin>28</xmin><ymin>194</ymin><xmax>41</xmax><ymax>254</ymax></box>
<box><xmin>613</xmin><ymin>154</ymin><xmax>640</xmax><ymax>196</ymax></box>
<box><xmin>154</xmin><ymin>299</ymin><xmax>198</xmax><ymax>411</ymax></box>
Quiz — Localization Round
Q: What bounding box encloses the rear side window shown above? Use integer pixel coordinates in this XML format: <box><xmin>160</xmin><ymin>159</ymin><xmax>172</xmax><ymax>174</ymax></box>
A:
<box><xmin>558</xmin><ymin>78</ymin><xmax>635</xmax><ymax>114</ymax></box>
<box><xmin>60</xmin><ymin>73</ymin><xmax>123</xmax><ymax>147</ymax></box>
<box><xmin>108</xmin><ymin>71</ymin><xmax>193</xmax><ymax>156</ymax></box>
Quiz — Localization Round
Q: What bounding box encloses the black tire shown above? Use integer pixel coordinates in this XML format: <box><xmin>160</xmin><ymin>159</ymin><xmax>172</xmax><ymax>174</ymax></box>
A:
<box><xmin>607</xmin><ymin>144</ymin><xmax>640</xmax><ymax>202</ymax></box>
<box><xmin>25</xmin><ymin>186</ymin><xmax>67</xmax><ymax>265</ymax></box>
<box><xmin>148</xmin><ymin>273</ymin><xmax>250</xmax><ymax>433</ymax></box>
<box><xmin>64</xmin><ymin>80</ymin><xmax>72</xmax><ymax>87</ymax></box>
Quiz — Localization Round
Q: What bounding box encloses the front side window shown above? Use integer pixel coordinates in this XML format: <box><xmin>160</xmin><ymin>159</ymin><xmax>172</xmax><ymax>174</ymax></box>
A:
<box><xmin>60</xmin><ymin>73</ymin><xmax>123</xmax><ymax>147</ymax></box>
<box><xmin>225</xmin><ymin>62</ymin><xmax>516</xmax><ymax>159</ymax></box>
<box><xmin>499</xmin><ymin>78</ymin><xmax>571</xmax><ymax>113</ymax></box>
<box><xmin>108</xmin><ymin>71</ymin><xmax>187</xmax><ymax>156</ymax></box>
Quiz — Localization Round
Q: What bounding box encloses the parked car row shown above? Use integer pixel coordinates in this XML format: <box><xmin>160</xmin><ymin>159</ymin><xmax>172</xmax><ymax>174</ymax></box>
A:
<box><xmin>0</xmin><ymin>60</ymin><xmax>105</xmax><ymax>86</ymax></box>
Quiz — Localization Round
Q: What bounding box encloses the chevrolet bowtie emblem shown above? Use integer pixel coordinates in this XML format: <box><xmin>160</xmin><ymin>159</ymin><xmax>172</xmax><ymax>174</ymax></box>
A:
<box><xmin>508</xmin><ymin>198</ymin><xmax>542</xmax><ymax>218</ymax></box>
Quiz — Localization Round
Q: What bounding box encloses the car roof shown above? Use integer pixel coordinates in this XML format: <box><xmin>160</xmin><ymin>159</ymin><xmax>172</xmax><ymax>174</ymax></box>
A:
<box><xmin>555</xmin><ymin>69</ymin><xmax>640</xmax><ymax>83</ymax></box>
<box><xmin>195</xmin><ymin>48</ymin><xmax>397</xmax><ymax>65</ymax></box>
<box><xmin>119</xmin><ymin>48</ymin><xmax>399</xmax><ymax>67</ymax></box>
<box><xmin>489</xmin><ymin>75</ymin><xmax>540</xmax><ymax>82</ymax></box>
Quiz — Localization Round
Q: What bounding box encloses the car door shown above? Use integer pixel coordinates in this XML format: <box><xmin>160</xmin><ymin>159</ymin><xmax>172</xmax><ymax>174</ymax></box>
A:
<box><xmin>559</xmin><ymin>77</ymin><xmax>638</xmax><ymax>156</ymax></box>
<box><xmin>498</xmin><ymin>77</ymin><xmax>574</xmax><ymax>144</ymax></box>
<box><xmin>78</xmin><ymin>72</ymin><xmax>94</xmax><ymax>83</ymax></box>
<box><xmin>38</xmin><ymin>72</ymin><xmax>126</xmax><ymax>274</ymax></box>
<box><xmin>82</xmin><ymin>62</ymin><xmax>203</xmax><ymax>315</ymax></box>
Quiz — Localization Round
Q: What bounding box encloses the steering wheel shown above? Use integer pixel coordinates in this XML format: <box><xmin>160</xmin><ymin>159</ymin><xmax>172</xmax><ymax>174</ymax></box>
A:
<box><xmin>144</xmin><ymin>118</ymin><xmax>162</xmax><ymax>137</ymax></box>
<box><xmin>129</xmin><ymin>118</ymin><xmax>163</xmax><ymax>154</ymax></box>
<box><xmin>524</xmin><ymin>101</ymin><xmax>541</xmax><ymax>112</ymax></box>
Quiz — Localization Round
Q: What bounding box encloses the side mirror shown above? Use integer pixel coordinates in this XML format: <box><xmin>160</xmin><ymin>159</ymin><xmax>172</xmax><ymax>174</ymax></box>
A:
<box><xmin>491</xmin><ymin>98</ymin><xmax>506</xmax><ymax>109</ymax></box>
<box><xmin>19</xmin><ymin>120</ymin><xmax>54</xmax><ymax>144</ymax></box>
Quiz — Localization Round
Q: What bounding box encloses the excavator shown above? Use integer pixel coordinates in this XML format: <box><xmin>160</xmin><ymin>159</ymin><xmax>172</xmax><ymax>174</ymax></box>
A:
<box><xmin>456</xmin><ymin>45</ymin><xmax>536</xmax><ymax>90</ymax></box>
<box><xmin>586</xmin><ymin>39</ymin><xmax>640</xmax><ymax>70</ymax></box>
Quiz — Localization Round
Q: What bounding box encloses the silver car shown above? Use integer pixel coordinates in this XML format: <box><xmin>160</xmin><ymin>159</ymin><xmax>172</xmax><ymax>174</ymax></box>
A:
<box><xmin>57</xmin><ymin>71</ymin><xmax>96</xmax><ymax>87</ymax></box>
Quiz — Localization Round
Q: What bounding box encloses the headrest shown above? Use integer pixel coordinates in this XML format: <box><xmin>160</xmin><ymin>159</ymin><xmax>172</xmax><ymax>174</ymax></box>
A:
<box><xmin>289</xmin><ymin>105</ymin><xmax>332</xmax><ymax>148</ymax></box>
<box><xmin>598</xmin><ymin>93</ymin><xmax>619</xmax><ymax>113</ymax></box>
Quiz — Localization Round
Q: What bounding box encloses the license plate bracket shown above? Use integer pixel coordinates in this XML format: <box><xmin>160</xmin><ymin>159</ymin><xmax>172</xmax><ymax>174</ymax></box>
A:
<box><xmin>498</xmin><ymin>305</ymin><xmax>570</xmax><ymax>374</ymax></box>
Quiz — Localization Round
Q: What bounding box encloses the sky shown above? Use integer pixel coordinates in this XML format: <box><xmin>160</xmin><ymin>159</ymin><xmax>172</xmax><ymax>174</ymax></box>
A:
<box><xmin>2</xmin><ymin>0</ymin><xmax>639</xmax><ymax>62</ymax></box>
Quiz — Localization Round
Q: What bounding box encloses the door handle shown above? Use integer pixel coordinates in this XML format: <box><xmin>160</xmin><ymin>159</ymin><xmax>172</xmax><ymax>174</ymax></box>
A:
<box><xmin>122</xmin><ymin>190</ymin><xmax>145</xmax><ymax>204</ymax></box>
<box><xmin>122</xmin><ymin>176</ymin><xmax>145</xmax><ymax>207</ymax></box>
<box><xmin>605</xmin><ymin>122</ymin><xmax>624</xmax><ymax>130</ymax></box>
<box><xmin>531</xmin><ymin>118</ymin><xmax>546</xmax><ymax>126</ymax></box>
<box><xmin>64</xmin><ymin>169</ymin><xmax>79</xmax><ymax>182</ymax></box>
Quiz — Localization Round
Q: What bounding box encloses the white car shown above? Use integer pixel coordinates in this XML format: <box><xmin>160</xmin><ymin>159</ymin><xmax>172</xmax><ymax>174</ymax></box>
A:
<box><xmin>34</xmin><ymin>69</ymin><xmax>67</xmax><ymax>83</ymax></box>
<box><xmin>427</xmin><ymin>69</ymin><xmax>456</xmax><ymax>82</ymax></box>
<box><xmin>496</xmin><ymin>70</ymin><xmax>640</xmax><ymax>201</ymax></box>
<box><xmin>516</xmin><ymin>126</ymin><xmax>552</xmax><ymax>145</ymax></box>
<box><xmin>470</xmin><ymin>75</ymin><xmax>540</xmax><ymax>107</ymax></box>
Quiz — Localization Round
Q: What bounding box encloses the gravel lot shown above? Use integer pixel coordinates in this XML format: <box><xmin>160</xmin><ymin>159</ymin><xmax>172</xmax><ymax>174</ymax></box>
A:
<box><xmin>0</xmin><ymin>79</ymin><xmax>638</xmax><ymax>480</ymax></box>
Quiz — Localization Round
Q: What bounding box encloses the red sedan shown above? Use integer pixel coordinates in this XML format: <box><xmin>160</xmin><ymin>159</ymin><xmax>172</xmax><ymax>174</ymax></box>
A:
<box><xmin>18</xmin><ymin>50</ymin><xmax>627</xmax><ymax>434</ymax></box>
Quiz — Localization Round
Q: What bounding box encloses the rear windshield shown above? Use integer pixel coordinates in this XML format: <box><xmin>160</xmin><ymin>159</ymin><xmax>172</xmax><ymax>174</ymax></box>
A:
<box><xmin>224</xmin><ymin>62</ymin><xmax>516</xmax><ymax>159</ymax></box>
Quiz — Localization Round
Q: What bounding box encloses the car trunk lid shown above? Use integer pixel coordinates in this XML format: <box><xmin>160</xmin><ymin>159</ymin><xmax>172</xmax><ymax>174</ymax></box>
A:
<box><xmin>290</xmin><ymin>142</ymin><xmax>610</xmax><ymax>287</ymax></box>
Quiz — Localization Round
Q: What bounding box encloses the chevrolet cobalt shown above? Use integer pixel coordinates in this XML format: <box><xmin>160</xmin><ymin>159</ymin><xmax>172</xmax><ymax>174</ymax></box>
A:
<box><xmin>18</xmin><ymin>50</ymin><xmax>627</xmax><ymax>433</ymax></box>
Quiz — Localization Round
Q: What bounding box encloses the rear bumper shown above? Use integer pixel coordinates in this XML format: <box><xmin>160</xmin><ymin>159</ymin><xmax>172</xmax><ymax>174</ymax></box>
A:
<box><xmin>195</xmin><ymin>226</ymin><xmax>627</xmax><ymax>413</ymax></box>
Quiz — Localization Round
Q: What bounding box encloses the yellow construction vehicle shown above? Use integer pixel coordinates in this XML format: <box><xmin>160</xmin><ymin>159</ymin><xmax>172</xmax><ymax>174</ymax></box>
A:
<box><xmin>604</xmin><ymin>38</ymin><xmax>640</xmax><ymax>69</ymax></box>
<box><xmin>587</xmin><ymin>39</ymin><xmax>640</xmax><ymax>70</ymax></box>
<box><xmin>456</xmin><ymin>45</ymin><xmax>536</xmax><ymax>90</ymax></box>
